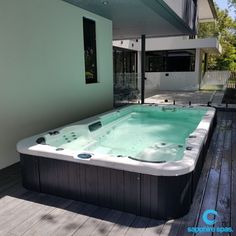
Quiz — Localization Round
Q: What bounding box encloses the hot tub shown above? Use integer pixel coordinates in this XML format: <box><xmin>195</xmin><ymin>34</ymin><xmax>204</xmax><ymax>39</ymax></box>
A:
<box><xmin>17</xmin><ymin>104</ymin><xmax>216</xmax><ymax>220</ymax></box>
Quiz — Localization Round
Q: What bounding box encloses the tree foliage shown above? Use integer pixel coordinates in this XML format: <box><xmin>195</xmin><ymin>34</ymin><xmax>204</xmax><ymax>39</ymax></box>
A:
<box><xmin>229</xmin><ymin>0</ymin><xmax>236</xmax><ymax>9</ymax></box>
<box><xmin>198</xmin><ymin>6</ymin><xmax>236</xmax><ymax>71</ymax></box>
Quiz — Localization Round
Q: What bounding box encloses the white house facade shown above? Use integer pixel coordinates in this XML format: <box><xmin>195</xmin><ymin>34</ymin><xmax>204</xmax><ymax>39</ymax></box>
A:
<box><xmin>0</xmin><ymin>0</ymin><xmax>199</xmax><ymax>169</ymax></box>
<box><xmin>113</xmin><ymin>0</ymin><xmax>221</xmax><ymax>97</ymax></box>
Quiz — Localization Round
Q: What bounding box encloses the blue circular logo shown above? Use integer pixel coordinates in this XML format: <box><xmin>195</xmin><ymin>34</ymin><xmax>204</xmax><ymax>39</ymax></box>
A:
<box><xmin>202</xmin><ymin>209</ymin><xmax>218</xmax><ymax>225</ymax></box>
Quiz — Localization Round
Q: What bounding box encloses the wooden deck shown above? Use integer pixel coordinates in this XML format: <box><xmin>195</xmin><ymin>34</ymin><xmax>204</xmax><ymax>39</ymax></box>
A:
<box><xmin>0</xmin><ymin>111</ymin><xmax>235</xmax><ymax>236</ymax></box>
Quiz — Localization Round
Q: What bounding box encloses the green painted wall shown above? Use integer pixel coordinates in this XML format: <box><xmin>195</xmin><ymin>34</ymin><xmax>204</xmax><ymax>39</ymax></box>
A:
<box><xmin>0</xmin><ymin>0</ymin><xmax>113</xmax><ymax>169</ymax></box>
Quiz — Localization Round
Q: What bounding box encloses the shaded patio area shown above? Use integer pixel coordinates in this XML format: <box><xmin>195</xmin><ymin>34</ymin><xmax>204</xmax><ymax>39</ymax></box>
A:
<box><xmin>145</xmin><ymin>90</ymin><xmax>224</xmax><ymax>106</ymax></box>
<box><xmin>0</xmin><ymin>110</ymin><xmax>235</xmax><ymax>235</ymax></box>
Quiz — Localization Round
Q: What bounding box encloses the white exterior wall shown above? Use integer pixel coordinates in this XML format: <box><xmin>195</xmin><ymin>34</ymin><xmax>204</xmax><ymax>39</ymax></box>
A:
<box><xmin>196</xmin><ymin>49</ymin><xmax>203</xmax><ymax>84</ymax></box>
<box><xmin>0</xmin><ymin>0</ymin><xmax>113</xmax><ymax>169</ymax></box>
<box><xmin>144</xmin><ymin>72</ymin><xmax>199</xmax><ymax>96</ymax></box>
<box><xmin>114</xmin><ymin>37</ymin><xmax>219</xmax><ymax>95</ymax></box>
<box><xmin>141</xmin><ymin>41</ymin><xmax>204</xmax><ymax>95</ymax></box>
<box><xmin>113</xmin><ymin>37</ymin><xmax>221</xmax><ymax>54</ymax></box>
<box><xmin>198</xmin><ymin>0</ymin><xmax>215</xmax><ymax>22</ymax></box>
<box><xmin>146</xmin><ymin>37</ymin><xmax>220</xmax><ymax>52</ymax></box>
<box><xmin>113</xmin><ymin>40</ymin><xmax>140</xmax><ymax>51</ymax></box>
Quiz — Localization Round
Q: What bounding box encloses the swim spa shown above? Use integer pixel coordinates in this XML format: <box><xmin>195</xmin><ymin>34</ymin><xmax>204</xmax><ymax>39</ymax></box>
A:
<box><xmin>17</xmin><ymin>105</ymin><xmax>216</xmax><ymax>219</ymax></box>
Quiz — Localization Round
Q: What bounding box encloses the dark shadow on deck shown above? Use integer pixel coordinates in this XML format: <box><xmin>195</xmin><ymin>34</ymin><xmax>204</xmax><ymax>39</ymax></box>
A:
<box><xmin>0</xmin><ymin>163</ymin><xmax>165</xmax><ymax>230</ymax></box>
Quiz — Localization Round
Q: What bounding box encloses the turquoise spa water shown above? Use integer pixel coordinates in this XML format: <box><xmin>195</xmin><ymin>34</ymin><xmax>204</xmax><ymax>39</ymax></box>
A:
<box><xmin>46</xmin><ymin>106</ymin><xmax>207</xmax><ymax>162</ymax></box>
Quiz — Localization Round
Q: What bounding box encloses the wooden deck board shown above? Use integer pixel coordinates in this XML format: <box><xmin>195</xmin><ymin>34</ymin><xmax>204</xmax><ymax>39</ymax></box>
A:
<box><xmin>0</xmin><ymin>187</ymin><xmax>35</xmax><ymax>207</ymax></box>
<box><xmin>21</xmin><ymin>198</ymin><xmax>74</xmax><ymax>236</ymax></box>
<box><xmin>0</xmin><ymin>111</ymin><xmax>235</xmax><ymax>236</ymax></box>
<box><xmin>0</xmin><ymin>193</ymin><xmax>49</xmax><ymax>235</ymax></box>
<box><xmin>231</xmin><ymin>112</ymin><xmax>236</xmax><ymax>233</ymax></box>
<box><xmin>49</xmin><ymin>202</ymin><xmax>98</xmax><ymax>236</ymax></box>
<box><xmin>142</xmin><ymin>219</ymin><xmax>165</xmax><ymax>236</ymax></box>
<box><xmin>89</xmin><ymin>210</ymin><xmax>123</xmax><ymax>236</ymax></box>
<box><xmin>10</xmin><ymin>197</ymin><xmax>79</xmax><ymax>235</ymax></box>
<box><xmin>107</xmin><ymin>212</ymin><xmax>136</xmax><ymax>236</ymax></box>
<box><xmin>176</xmin><ymin>112</ymin><xmax>224</xmax><ymax>236</ymax></box>
<box><xmin>71</xmin><ymin>207</ymin><xmax>112</xmax><ymax>235</ymax></box>
<box><xmin>160</xmin><ymin>219</ymin><xmax>182</xmax><ymax>236</ymax></box>
<box><xmin>2</xmin><ymin>194</ymin><xmax>73</xmax><ymax>235</ymax></box>
<box><xmin>195</xmin><ymin>117</ymin><xmax>226</xmax><ymax>234</ymax></box>
<box><xmin>214</xmin><ymin>120</ymin><xmax>232</xmax><ymax>236</ymax></box>
<box><xmin>124</xmin><ymin>216</ymin><xmax>150</xmax><ymax>236</ymax></box>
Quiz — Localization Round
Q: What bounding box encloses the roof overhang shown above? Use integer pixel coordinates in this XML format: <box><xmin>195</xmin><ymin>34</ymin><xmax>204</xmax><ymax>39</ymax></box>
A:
<box><xmin>63</xmin><ymin>0</ymin><xmax>195</xmax><ymax>40</ymax></box>
<box><xmin>198</xmin><ymin>0</ymin><xmax>217</xmax><ymax>23</ymax></box>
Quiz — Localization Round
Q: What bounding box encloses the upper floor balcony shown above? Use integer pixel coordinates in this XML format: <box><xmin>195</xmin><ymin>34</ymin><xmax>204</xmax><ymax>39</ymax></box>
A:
<box><xmin>163</xmin><ymin>0</ymin><xmax>217</xmax><ymax>29</ymax></box>
<box><xmin>164</xmin><ymin>0</ymin><xmax>198</xmax><ymax>31</ymax></box>
<box><xmin>198</xmin><ymin>0</ymin><xmax>217</xmax><ymax>23</ymax></box>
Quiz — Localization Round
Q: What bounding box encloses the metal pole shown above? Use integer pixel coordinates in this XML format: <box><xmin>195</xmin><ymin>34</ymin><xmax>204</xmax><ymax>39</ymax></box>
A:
<box><xmin>141</xmin><ymin>34</ymin><xmax>146</xmax><ymax>104</ymax></box>
<box><xmin>204</xmin><ymin>53</ymin><xmax>208</xmax><ymax>73</ymax></box>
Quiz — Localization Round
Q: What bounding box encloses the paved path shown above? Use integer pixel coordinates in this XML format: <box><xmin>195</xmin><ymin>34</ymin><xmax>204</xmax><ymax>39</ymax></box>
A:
<box><xmin>145</xmin><ymin>90</ymin><xmax>225</xmax><ymax>106</ymax></box>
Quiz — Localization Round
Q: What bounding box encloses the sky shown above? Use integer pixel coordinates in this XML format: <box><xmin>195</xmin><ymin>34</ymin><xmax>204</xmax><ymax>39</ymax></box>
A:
<box><xmin>215</xmin><ymin>0</ymin><xmax>235</xmax><ymax>19</ymax></box>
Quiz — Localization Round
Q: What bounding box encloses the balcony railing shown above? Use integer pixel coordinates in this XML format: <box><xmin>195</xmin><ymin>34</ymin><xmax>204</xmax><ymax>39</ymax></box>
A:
<box><xmin>200</xmin><ymin>70</ymin><xmax>231</xmax><ymax>90</ymax></box>
<box><xmin>227</xmin><ymin>72</ymin><xmax>236</xmax><ymax>89</ymax></box>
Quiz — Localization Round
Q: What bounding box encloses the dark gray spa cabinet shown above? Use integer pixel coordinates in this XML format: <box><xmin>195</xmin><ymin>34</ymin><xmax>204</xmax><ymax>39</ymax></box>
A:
<box><xmin>20</xmin><ymin>132</ymin><xmax>212</xmax><ymax>221</ymax></box>
<box><xmin>19</xmin><ymin>105</ymin><xmax>216</xmax><ymax>220</ymax></box>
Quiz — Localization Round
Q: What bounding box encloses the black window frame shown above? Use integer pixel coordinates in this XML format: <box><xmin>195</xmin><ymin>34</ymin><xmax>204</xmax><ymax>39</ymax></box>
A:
<box><xmin>146</xmin><ymin>49</ymin><xmax>196</xmax><ymax>73</ymax></box>
<box><xmin>83</xmin><ymin>17</ymin><xmax>98</xmax><ymax>84</ymax></box>
<box><xmin>113</xmin><ymin>47</ymin><xmax>138</xmax><ymax>74</ymax></box>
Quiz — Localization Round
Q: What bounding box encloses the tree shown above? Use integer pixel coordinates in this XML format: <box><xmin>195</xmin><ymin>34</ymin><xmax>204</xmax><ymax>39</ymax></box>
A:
<box><xmin>228</xmin><ymin>0</ymin><xmax>236</xmax><ymax>17</ymax></box>
<box><xmin>228</xmin><ymin>0</ymin><xmax>236</xmax><ymax>9</ymax></box>
<box><xmin>198</xmin><ymin>6</ymin><xmax>236</xmax><ymax>71</ymax></box>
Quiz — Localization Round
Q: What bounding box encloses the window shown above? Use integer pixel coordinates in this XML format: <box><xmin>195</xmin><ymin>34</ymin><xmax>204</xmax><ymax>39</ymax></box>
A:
<box><xmin>146</xmin><ymin>49</ymin><xmax>196</xmax><ymax>72</ymax></box>
<box><xmin>83</xmin><ymin>18</ymin><xmax>97</xmax><ymax>84</ymax></box>
<box><xmin>145</xmin><ymin>51</ymin><xmax>165</xmax><ymax>72</ymax></box>
<box><xmin>113</xmin><ymin>47</ymin><xmax>137</xmax><ymax>73</ymax></box>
